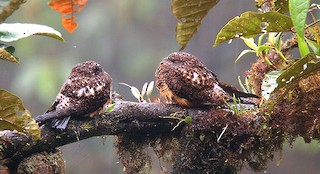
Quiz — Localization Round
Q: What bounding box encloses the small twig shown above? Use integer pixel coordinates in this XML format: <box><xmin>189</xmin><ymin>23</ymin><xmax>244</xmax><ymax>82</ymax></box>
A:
<box><xmin>217</xmin><ymin>124</ymin><xmax>228</xmax><ymax>143</ymax></box>
<box><xmin>305</xmin><ymin>19</ymin><xmax>320</xmax><ymax>29</ymax></box>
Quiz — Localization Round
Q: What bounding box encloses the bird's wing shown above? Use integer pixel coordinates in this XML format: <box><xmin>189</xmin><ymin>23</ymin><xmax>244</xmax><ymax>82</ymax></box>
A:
<box><xmin>46</xmin><ymin>99</ymin><xmax>59</xmax><ymax>113</ymax></box>
<box><xmin>35</xmin><ymin>109</ymin><xmax>71</xmax><ymax>123</ymax></box>
<box><xmin>161</xmin><ymin>62</ymin><xmax>219</xmax><ymax>101</ymax></box>
<box><xmin>176</xmin><ymin>64</ymin><xmax>218</xmax><ymax>90</ymax></box>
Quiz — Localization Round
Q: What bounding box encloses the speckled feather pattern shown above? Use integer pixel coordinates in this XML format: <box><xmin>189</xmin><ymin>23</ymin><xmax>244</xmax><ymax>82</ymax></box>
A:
<box><xmin>47</xmin><ymin>61</ymin><xmax>112</xmax><ymax>116</ymax></box>
<box><xmin>155</xmin><ymin>52</ymin><xmax>255</xmax><ymax>107</ymax></box>
<box><xmin>40</xmin><ymin>61</ymin><xmax>112</xmax><ymax>129</ymax></box>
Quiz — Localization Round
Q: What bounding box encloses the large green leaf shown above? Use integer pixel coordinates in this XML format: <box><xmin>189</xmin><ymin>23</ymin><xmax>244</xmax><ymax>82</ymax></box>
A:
<box><xmin>214</xmin><ymin>11</ymin><xmax>293</xmax><ymax>46</ymax></box>
<box><xmin>262</xmin><ymin>53</ymin><xmax>320</xmax><ymax>101</ymax></box>
<box><xmin>289</xmin><ymin>0</ymin><xmax>310</xmax><ymax>57</ymax></box>
<box><xmin>289</xmin><ymin>0</ymin><xmax>309</xmax><ymax>37</ymax></box>
<box><xmin>0</xmin><ymin>89</ymin><xmax>41</xmax><ymax>140</ymax></box>
<box><xmin>0</xmin><ymin>23</ymin><xmax>65</xmax><ymax>42</ymax></box>
<box><xmin>274</xmin><ymin>53</ymin><xmax>319</xmax><ymax>93</ymax></box>
<box><xmin>172</xmin><ymin>0</ymin><xmax>220</xmax><ymax>50</ymax></box>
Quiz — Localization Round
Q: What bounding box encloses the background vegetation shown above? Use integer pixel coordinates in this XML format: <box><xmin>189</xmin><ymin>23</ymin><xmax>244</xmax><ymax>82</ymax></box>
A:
<box><xmin>0</xmin><ymin>0</ymin><xmax>319</xmax><ymax>173</ymax></box>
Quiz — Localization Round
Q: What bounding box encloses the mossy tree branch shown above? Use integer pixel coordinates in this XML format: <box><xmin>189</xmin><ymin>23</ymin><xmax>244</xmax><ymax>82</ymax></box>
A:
<box><xmin>1</xmin><ymin>80</ymin><xmax>320</xmax><ymax>173</ymax></box>
<box><xmin>0</xmin><ymin>101</ymin><xmax>184</xmax><ymax>160</ymax></box>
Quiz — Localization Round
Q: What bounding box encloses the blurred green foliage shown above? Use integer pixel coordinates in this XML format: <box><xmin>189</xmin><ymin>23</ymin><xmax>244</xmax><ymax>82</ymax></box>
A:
<box><xmin>0</xmin><ymin>0</ymin><xmax>319</xmax><ymax>173</ymax></box>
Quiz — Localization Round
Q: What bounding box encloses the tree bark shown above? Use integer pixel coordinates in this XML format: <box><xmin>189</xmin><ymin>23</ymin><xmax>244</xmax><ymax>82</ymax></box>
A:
<box><xmin>0</xmin><ymin>101</ymin><xmax>183</xmax><ymax>160</ymax></box>
<box><xmin>0</xmin><ymin>96</ymin><xmax>319</xmax><ymax>173</ymax></box>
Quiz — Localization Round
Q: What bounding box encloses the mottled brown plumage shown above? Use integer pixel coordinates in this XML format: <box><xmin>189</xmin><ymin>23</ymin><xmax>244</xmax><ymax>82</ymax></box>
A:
<box><xmin>155</xmin><ymin>52</ymin><xmax>258</xmax><ymax>107</ymax></box>
<box><xmin>35</xmin><ymin>61</ymin><xmax>112</xmax><ymax>129</ymax></box>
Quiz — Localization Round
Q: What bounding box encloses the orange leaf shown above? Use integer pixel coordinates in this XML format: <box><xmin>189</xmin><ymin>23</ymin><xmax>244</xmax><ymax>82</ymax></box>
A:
<box><xmin>48</xmin><ymin>0</ymin><xmax>88</xmax><ymax>33</ymax></box>
<box><xmin>62</xmin><ymin>16</ymin><xmax>78</xmax><ymax>33</ymax></box>
<box><xmin>50</xmin><ymin>2</ymin><xmax>73</xmax><ymax>14</ymax></box>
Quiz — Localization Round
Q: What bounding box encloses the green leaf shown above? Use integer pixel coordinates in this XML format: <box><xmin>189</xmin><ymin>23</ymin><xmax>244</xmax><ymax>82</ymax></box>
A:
<box><xmin>297</xmin><ymin>35</ymin><xmax>310</xmax><ymax>57</ymax></box>
<box><xmin>241</xmin><ymin>37</ymin><xmax>257</xmax><ymax>50</ymax></box>
<box><xmin>238</xmin><ymin>76</ymin><xmax>248</xmax><ymax>93</ymax></box>
<box><xmin>264</xmin><ymin>53</ymin><xmax>319</xmax><ymax>99</ymax></box>
<box><xmin>0</xmin><ymin>43</ymin><xmax>15</xmax><ymax>53</ymax></box>
<box><xmin>258</xmin><ymin>33</ymin><xmax>267</xmax><ymax>46</ymax></box>
<box><xmin>0</xmin><ymin>44</ymin><xmax>18</xmax><ymax>63</ymax></box>
<box><xmin>0</xmin><ymin>89</ymin><xmax>41</xmax><ymax>140</ymax></box>
<box><xmin>0</xmin><ymin>23</ymin><xmax>65</xmax><ymax>42</ymax></box>
<box><xmin>245</xmin><ymin>77</ymin><xmax>254</xmax><ymax>94</ymax></box>
<box><xmin>276</xmin><ymin>50</ymin><xmax>288</xmax><ymax>62</ymax></box>
<box><xmin>273</xmin><ymin>32</ymin><xmax>283</xmax><ymax>51</ymax></box>
<box><xmin>214</xmin><ymin>11</ymin><xmax>293</xmax><ymax>46</ymax></box>
<box><xmin>309</xmin><ymin>27</ymin><xmax>320</xmax><ymax>44</ymax></box>
<box><xmin>172</xmin><ymin>0</ymin><xmax>220</xmax><ymax>50</ymax></box>
<box><xmin>267</xmin><ymin>32</ymin><xmax>277</xmax><ymax>46</ymax></box>
<box><xmin>264</xmin><ymin>54</ymin><xmax>319</xmax><ymax>110</ymax></box>
<box><xmin>235</xmin><ymin>49</ymin><xmax>255</xmax><ymax>63</ymax></box>
<box><xmin>306</xmin><ymin>38</ymin><xmax>320</xmax><ymax>56</ymax></box>
<box><xmin>257</xmin><ymin>45</ymin><xmax>274</xmax><ymax>54</ymax></box>
<box><xmin>289</xmin><ymin>0</ymin><xmax>310</xmax><ymax>57</ymax></box>
<box><xmin>104</xmin><ymin>103</ymin><xmax>116</xmax><ymax>113</ymax></box>
<box><xmin>275</xmin><ymin>53</ymin><xmax>319</xmax><ymax>92</ymax></box>
<box><xmin>81</xmin><ymin>124</ymin><xmax>93</xmax><ymax>130</ymax></box>
<box><xmin>184</xmin><ymin>116</ymin><xmax>192</xmax><ymax>124</ymax></box>
<box><xmin>175</xmin><ymin>22</ymin><xmax>199</xmax><ymax>51</ymax></box>
<box><xmin>289</xmin><ymin>0</ymin><xmax>309</xmax><ymax>37</ymax></box>
<box><xmin>199</xmin><ymin>134</ymin><xmax>205</xmax><ymax>141</ymax></box>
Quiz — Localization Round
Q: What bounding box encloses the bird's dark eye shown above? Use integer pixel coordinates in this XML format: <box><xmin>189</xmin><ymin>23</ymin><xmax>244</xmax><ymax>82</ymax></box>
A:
<box><xmin>92</xmin><ymin>66</ymin><xmax>101</xmax><ymax>73</ymax></box>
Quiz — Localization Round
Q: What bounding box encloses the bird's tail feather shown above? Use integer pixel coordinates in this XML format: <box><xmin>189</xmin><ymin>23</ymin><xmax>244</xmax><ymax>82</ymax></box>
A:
<box><xmin>218</xmin><ymin>82</ymin><xmax>259</xmax><ymax>105</ymax></box>
<box><xmin>35</xmin><ymin>110</ymin><xmax>66</xmax><ymax>124</ymax></box>
<box><xmin>238</xmin><ymin>97</ymin><xmax>258</xmax><ymax>105</ymax></box>
<box><xmin>35</xmin><ymin>110</ymin><xmax>72</xmax><ymax>130</ymax></box>
<box><xmin>49</xmin><ymin>116</ymin><xmax>71</xmax><ymax>130</ymax></box>
<box><xmin>219</xmin><ymin>82</ymin><xmax>259</xmax><ymax>98</ymax></box>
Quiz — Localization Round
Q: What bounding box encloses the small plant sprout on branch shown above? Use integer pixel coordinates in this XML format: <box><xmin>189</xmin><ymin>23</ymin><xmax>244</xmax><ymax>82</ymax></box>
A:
<box><xmin>236</xmin><ymin>33</ymin><xmax>288</xmax><ymax>66</ymax></box>
<box><xmin>119</xmin><ymin>81</ymin><xmax>154</xmax><ymax>102</ymax></box>
<box><xmin>160</xmin><ymin>112</ymin><xmax>192</xmax><ymax>131</ymax></box>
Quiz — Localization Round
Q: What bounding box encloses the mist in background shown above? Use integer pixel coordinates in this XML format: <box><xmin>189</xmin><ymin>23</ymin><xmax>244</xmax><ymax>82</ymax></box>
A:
<box><xmin>0</xmin><ymin>1</ymin><xmax>319</xmax><ymax>173</ymax></box>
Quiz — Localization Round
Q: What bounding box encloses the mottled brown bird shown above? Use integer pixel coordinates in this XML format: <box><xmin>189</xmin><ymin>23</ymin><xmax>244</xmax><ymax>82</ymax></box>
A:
<box><xmin>35</xmin><ymin>61</ymin><xmax>112</xmax><ymax>129</ymax></box>
<box><xmin>155</xmin><ymin>52</ymin><xmax>258</xmax><ymax>107</ymax></box>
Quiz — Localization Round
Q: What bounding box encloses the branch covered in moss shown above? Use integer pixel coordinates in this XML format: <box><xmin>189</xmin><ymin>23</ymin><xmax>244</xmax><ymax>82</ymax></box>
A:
<box><xmin>1</xmin><ymin>95</ymin><xmax>319</xmax><ymax>173</ymax></box>
<box><xmin>0</xmin><ymin>101</ymin><xmax>184</xmax><ymax>160</ymax></box>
